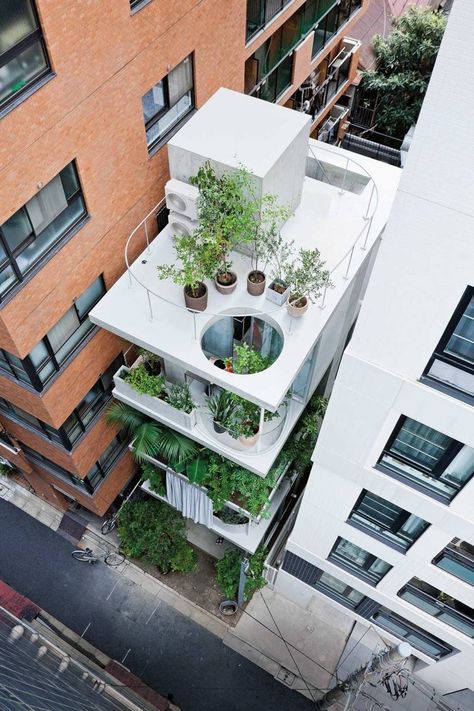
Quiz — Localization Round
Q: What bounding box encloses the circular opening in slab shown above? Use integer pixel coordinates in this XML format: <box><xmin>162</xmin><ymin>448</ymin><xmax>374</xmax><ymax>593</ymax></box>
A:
<box><xmin>201</xmin><ymin>313</ymin><xmax>283</xmax><ymax>374</ymax></box>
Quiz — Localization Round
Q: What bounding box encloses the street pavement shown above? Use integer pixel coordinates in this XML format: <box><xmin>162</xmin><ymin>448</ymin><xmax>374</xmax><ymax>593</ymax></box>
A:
<box><xmin>0</xmin><ymin>499</ymin><xmax>313</xmax><ymax>711</ymax></box>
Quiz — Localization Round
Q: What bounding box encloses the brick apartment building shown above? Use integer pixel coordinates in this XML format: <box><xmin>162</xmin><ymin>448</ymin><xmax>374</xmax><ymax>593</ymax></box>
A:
<box><xmin>0</xmin><ymin>0</ymin><xmax>368</xmax><ymax>517</ymax></box>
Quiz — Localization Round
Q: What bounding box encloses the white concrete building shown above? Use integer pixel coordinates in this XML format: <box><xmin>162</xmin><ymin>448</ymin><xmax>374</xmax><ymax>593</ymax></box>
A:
<box><xmin>90</xmin><ymin>88</ymin><xmax>399</xmax><ymax>557</ymax></box>
<box><xmin>271</xmin><ymin>0</ymin><xmax>474</xmax><ymax>695</ymax></box>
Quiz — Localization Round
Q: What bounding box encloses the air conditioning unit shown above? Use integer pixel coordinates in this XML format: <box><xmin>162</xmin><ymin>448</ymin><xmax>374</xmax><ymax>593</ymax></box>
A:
<box><xmin>165</xmin><ymin>179</ymin><xmax>199</xmax><ymax>220</ymax></box>
<box><xmin>168</xmin><ymin>211</ymin><xmax>198</xmax><ymax>238</ymax></box>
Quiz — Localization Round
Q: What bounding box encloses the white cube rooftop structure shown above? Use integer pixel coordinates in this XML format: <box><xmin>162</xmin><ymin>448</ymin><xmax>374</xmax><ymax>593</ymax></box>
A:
<box><xmin>90</xmin><ymin>91</ymin><xmax>401</xmax><ymax>476</ymax></box>
<box><xmin>167</xmin><ymin>87</ymin><xmax>311</xmax><ymax>212</ymax></box>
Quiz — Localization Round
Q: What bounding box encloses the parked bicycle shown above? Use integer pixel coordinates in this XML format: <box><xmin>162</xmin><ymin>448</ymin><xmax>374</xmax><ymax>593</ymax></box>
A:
<box><xmin>71</xmin><ymin>546</ymin><xmax>125</xmax><ymax>566</ymax></box>
<box><xmin>100</xmin><ymin>479</ymin><xmax>142</xmax><ymax>535</ymax></box>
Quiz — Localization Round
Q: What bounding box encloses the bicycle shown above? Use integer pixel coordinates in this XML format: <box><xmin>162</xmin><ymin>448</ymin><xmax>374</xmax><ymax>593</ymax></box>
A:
<box><xmin>71</xmin><ymin>546</ymin><xmax>125</xmax><ymax>566</ymax></box>
<box><xmin>101</xmin><ymin>511</ymin><xmax>119</xmax><ymax>535</ymax></box>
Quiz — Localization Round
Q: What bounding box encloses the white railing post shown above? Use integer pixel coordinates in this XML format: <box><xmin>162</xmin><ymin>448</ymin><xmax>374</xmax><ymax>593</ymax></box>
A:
<box><xmin>146</xmin><ymin>289</ymin><xmax>153</xmax><ymax>321</ymax></box>
<box><xmin>364</xmin><ymin>181</ymin><xmax>375</xmax><ymax>221</ymax></box>
<box><xmin>343</xmin><ymin>244</ymin><xmax>355</xmax><ymax>280</ymax></box>
<box><xmin>361</xmin><ymin>214</ymin><xmax>373</xmax><ymax>251</ymax></box>
<box><xmin>338</xmin><ymin>157</ymin><xmax>349</xmax><ymax>195</ymax></box>
<box><xmin>145</xmin><ymin>219</ymin><xmax>151</xmax><ymax>253</ymax></box>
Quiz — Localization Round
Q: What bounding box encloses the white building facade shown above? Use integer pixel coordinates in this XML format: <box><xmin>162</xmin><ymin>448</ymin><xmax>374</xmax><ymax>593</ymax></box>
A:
<box><xmin>273</xmin><ymin>0</ymin><xmax>474</xmax><ymax>695</ymax></box>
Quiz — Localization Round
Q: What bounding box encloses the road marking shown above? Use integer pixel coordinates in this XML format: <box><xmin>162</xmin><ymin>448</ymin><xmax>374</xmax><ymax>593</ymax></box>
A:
<box><xmin>81</xmin><ymin>622</ymin><xmax>91</xmax><ymax>638</ymax></box>
<box><xmin>121</xmin><ymin>648</ymin><xmax>132</xmax><ymax>664</ymax></box>
<box><xmin>106</xmin><ymin>577</ymin><xmax>121</xmax><ymax>601</ymax></box>
<box><xmin>145</xmin><ymin>599</ymin><xmax>161</xmax><ymax>624</ymax></box>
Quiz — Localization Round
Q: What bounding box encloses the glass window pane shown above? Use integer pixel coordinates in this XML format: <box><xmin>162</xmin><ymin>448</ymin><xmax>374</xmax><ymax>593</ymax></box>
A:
<box><xmin>47</xmin><ymin>308</ymin><xmax>79</xmax><ymax>353</ymax></box>
<box><xmin>0</xmin><ymin>40</ymin><xmax>48</xmax><ymax>105</ymax></box>
<box><xmin>2</xmin><ymin>208</ymin><xmax>32</xmax><ymax>252</ymax></box>
<box><xmin>168</xmin><ymin>56</ymin><xmax>193</xmax><ymax>106</ymax></box>
<box><xmin>0</xmin><ymin>261</ymin><xmax>19</xmax><ymax>297</ymax></box>
<box><xmin>330</xmin><ymin>537</ymin><xmax>391</xmax><ymax>583</ymax></box>
<box><xmin>445</xmin><ymin>295</ymin><xmax>474</xmax><ymax>365</ymax></box>
<box><xmin>7</xmin><ymin>352</ymin><xmax>32</xmax><ymax>384</ymax></box>
<box><xmin>25</xmin><ymin>175</ymin><xmax>67</xmax><ymax>234</ymax></box>
<box><xmin>142</xmin><ymin>81</ymin><xmax>165</xmax><ymax>122</ymax></box>
<box><xmin>441</xmin><ymin>446</ymin><xmax>474</xmax><ymax>489</ymax></box>
<box><xmin>0</xmin><ymin>0</ymin><xmax>38</xmax><ymax>54</ymax></box>
<box><xmin>436</xmin><ymin>553</ymin><xmax>474</xmax><ymax>585</ymax></box>
<box><xmin>74</xmin><ymin>275</ymin><xmax>104</xmax><ymax>319</ymax></box>
<box><xmin>391</xmin><ymin>419</ymin><xmax>451</xmax><ymax>472</ymax></box>
<box><xmin>54</xmin><ymin>318</ymin><xmax>91</xmax><ymax>364</ymax></box>
<box><xmin>59</xmin><ymin>163</ymin><xmax>80</xmax><ymax>200</ymax></box>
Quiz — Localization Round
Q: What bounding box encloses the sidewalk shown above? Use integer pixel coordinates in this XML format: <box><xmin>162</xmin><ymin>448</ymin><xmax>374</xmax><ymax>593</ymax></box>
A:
<box><xmin>0</xmin><ymin>475</ymin><xmax>228</xmax><ymax>641</ymax></box>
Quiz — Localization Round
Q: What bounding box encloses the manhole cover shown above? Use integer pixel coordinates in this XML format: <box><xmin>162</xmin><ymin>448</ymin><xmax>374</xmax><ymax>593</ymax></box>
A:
<box><xmin>275</xmin><ymin>667</ymin><xmax>296</xmax><ymax>688</ymax></box>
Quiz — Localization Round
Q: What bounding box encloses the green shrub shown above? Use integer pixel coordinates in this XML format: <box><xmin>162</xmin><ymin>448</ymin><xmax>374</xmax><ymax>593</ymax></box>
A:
<box><xmin>142</xmin><ymin>462</ymin><xmax>166</xmax><ymax>497</ymax></box>
<box><xmin>118</xmin><ymin>499</ymin><xmax>197</xmax><ymax>574</ymax></box>
<box><xmin>166</xmin><ymin>382</ymin><xmax>195</xmax><ymax>413</ymax></box>
<box><xmin>215</xmin><ymin>547</ymin><xmax>267</xmax><ymax>601</ymax></box>
<box><xmin>124</xmin><ymin>365</ymin><xmax>165</xmax><ymax>397</ymax></box>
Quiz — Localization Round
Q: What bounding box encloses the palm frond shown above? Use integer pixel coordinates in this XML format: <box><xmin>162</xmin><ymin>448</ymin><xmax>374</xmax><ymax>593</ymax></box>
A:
<box><xmin>132</xmin><ymin>421</ymin><xmax>165</xmax><ymax>462</ymax></box>
<box><xmin>106</xmin><ymin>402</ymin><xmax>148</xmax><ymax>434</ymax></box>
<box><xmin>156</xmin><ymin>429</ymin><xmax>199</xmax><ymax>467</ymax></box>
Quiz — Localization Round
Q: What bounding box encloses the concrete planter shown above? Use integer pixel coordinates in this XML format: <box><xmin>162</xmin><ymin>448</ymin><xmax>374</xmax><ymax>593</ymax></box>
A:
<box><xmin>215</xmin><ymin>271</ymin><xmax>237</xmax><ymax>295</ymax></box>
<box><xmin>114</xmin><ymin>367</ymin><xmax>197</xmax><ymax>429</ymax></box>
<box><xmin>265</xmin><ymin>280</ymin><xmax>290</xmax><ymax>306</ymax></box>
<box><xmin>247</xmin><ymin>271</ymin><xmax>266</xmax><ymax>296</ymax></box>
<box><xmin>184</xmin><ymin>283</ymin><xmax>207</xmax><ymax>311</ymax></box>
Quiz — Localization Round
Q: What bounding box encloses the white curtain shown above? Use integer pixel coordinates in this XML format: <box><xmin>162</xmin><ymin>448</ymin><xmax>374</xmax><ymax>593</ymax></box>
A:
<box><xmin>166</xmin><ymin>469</ymin><xmax>213</xmax><ymax>527</ymax></box>
<box><xmin>26</xmin><ymin>175</ymin><xmax>67</xmax><ymax>233</ymax></box>
<box><xmin>168</xmin><ymin>57</ymin><xmax>193</xmax><ymax>106</ymax></box>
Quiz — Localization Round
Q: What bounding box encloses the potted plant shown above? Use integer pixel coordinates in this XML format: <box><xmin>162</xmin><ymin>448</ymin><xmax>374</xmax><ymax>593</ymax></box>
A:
<box><xmin>285</xmin><ymin>248</ymin><xmax>333</xmax><ymax>318</ymax></box>
<box><xmin>190</xmin><ymin>162</ymin><xmax>256</xmax><ymax>296</ymax></box>
<box><xmin>138</xmin><ymin>348</ymin><xmax>162</xmax><ymax>376</ymax></box>
<box><xmin>166</xmin><ymin>382</ymin><xmax>196</xmax><ymax>415</ymax></box>
<box><xmin>247</xmin><ymin>195</ymin><xmax>292</xmax><ymax>297</ymax></box>
<box><xmin>156</xmin><ymin>232</ymin><xmax>215</xmax><ymax>312</ymax></box>
<box><xmin>265</xmin><ymin>234</ymin><xmax>293</xmax><ymax>306</ymax></box>
<box><xmin>206</xmin><ymin>390</ymin><xmax>235</xmax><ymax>434</ymax></box>
<box><xmin>230</xmin><ymin>397</ymin><xmax>261</xmax><ymax>447</ymax></box>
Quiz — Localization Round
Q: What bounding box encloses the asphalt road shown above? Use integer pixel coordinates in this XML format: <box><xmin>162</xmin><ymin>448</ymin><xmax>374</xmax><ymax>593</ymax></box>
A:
<box><xmin>0</xmin><ymin>500</ymin><xmax>313</xmax><ymax>711</ymax></box>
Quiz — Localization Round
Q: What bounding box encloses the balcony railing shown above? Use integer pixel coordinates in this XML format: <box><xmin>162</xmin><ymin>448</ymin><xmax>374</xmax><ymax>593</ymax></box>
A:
<box><xmin>246</xmin><ymin>0</ymin><xmax>293</xmax><ymax>42</ymax></box>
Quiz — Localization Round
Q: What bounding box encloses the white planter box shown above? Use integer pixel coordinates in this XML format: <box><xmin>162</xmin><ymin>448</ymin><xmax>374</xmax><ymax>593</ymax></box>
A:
<box><xmin>265</xmin><ymin>280</ymin><xmax>290</xmax><ymax>306</ymax></box>
<box><xmin>113</xmin><ymin>367</ymin><xmax>197</xmax><ymax>429</ymax></box>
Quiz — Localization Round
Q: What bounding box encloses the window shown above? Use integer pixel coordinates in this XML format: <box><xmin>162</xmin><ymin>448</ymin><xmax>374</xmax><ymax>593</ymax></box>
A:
<box><xmin>246</xmin><ymin>0</ymin><xmax>293</xmax><ymax>42</ymax></box>
<box><xmin>0</xmin><ymin>0</ymin><xmax>51</xmax><ymax>113</ymax></box>
<box><xmin>281</xmin><ymin>551</ymin><xmax>368</xmax><ymax>610</ymax></box>
<box><xmin>21</xmin><ymin>432</ymin><xmax>128</xmax><ymax>495</ymax></box>
<box><xmin>398</xmin><ymin>578</ymin><xmax>474</xmax><ymax>638</ymax></box>
<box><xmin>130</xmin><ymin>0</ymin><xmax>151</xmax><ymax>10</ymax></box>
<box><xmin>423</xmin><ymin>287</ymin><xmax>474</xmax><ymax>404</ymax></box>
<box><xmin>142</xmin><ymin>55</ymin><xmax>194</xmax><ymax>151</ymax></box>
<box><xmin>0</xmin><ymin>275</ymin><xmax>105</xmax><ymax>391</ymax></box>
<box><xmin>0</xmin><ymin>162</ymin><xmax>87</xmax><ymax>300</ymax></box>
<box><xmin>348</xmin><ymin>490</ymin><xmax>429</xmax><ymax>551</ymax></box>
<box><xmin>378</xmin><ymin>416</ymin><xmax>474</xmax><ymax>502</ymax></box>
<box><xmin>0</xmin><ymin>355</ymin><xmax>123</xmax><ymax>449</ymax></box>
<box><xmin>433</xmin><ymin>540</ymin><xmax>474</xmax><ymax>586</ymax></box>
<box><xmin>328</xmin><ymin>537</ymin><xmax>392</xmax><ymax>584</ymax></box>
<box><xmin>371</xmin><ymin>608</ymin><xmax>453</xmax><ymax>659</ymax></box>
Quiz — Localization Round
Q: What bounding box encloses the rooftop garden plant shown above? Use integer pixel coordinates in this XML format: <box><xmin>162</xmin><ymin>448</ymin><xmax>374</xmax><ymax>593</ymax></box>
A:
<box><xmin>247</xmin><ymin>195</ymin><xmax>292</xmax><ymax>297</ymax></box>
<box><xmin>284</xmin><ymin>247</ymin><xmax>333</xmax><ymax>317</ymax></box>
<box><xmin>166</xmin><ymin>382</ymin><xmax>195</xmax><ymax>414</ymax></box>
<box><xmin>138</xmin><ymin>348</ymin><xmax>162</xmax><ymax>376</ymax></box>
<box><xmin>190</xmin><ymin>162</ymin><xmax>256</xmax><ymax>293</ymax></box>
<box><xmin>122</xmin><ymin>367</ymin><xmax>196</xmax><ymax>414</ymax></box>
<box><xmin>232</xmin><ymin>343</ymin><xmax>274</xmax><ymax>375</ymax></box>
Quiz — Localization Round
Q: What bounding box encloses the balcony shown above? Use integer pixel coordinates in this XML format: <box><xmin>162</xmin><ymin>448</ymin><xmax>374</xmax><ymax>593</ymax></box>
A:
<box><xmin>91</xmin><ymin>89</ymin><xmax>400</xmax><ymax>476</ymax></box>
<box><xmin>140</xmin><ymin>454</ymin><xmax>293</xmax><ymax>553</ymax></box>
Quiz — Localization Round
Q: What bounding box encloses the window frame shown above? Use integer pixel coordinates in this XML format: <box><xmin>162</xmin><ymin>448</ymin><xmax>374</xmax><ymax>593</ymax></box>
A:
<box><xmin>370</xmin><ymin>608</ymin><xmax>454</xmax><ymax>660</ymax></box>
<box><xmin>143</xmin><ymin>54</ymin><xmax>195</xmax><ymax>153</ymax></box>
<box><xmin>0</xmin><ymin>161</ymin><xmax>88</xmax><ymax>302</ymax></box>
<box><xmin>398</xmin><ymin>579</ymin><xmax>474</xmax><ymax>638</ymax></box>
<box><xmin>0</xmin><ymin>275</ymin><xmax>105</xmax><ymax>391</ymax></box>
<box><xmin>0</xmin><ymin>0</ymin><xmax>52</xmax><ymax>115</ymax></box>
<box><xmin>433</xmin><ymin>542</ymin><xmax>474</xmax><ymax>586</ymax></box>
<box><xmin>347</xmin><ymin>489</ymin><xmax>430</xmax><ymax>552</ymax></box>
<box><xmin>422</xmin><ymin>286</ymin><xmax>474</xmax><ymax>405</ymax></box>
<box><xmin>376</xmin><ymin>415</ymin><xmax>471</xmax><ymax>503</ymax></box>
<box><xmin>328</xmin><ymin>536</ymin><xmax>392</xmax><ymax>586</ymax></box>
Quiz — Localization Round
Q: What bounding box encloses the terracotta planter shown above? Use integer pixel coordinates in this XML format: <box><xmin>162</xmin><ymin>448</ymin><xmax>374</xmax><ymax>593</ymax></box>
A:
<box><xmin>287</xmin><ymin>295</ymin><xmax>308</xmax><ymax>318</ymax></box>
<box><xmin>247</xmin><ymin>271</ymin><xmax>266</xmax><ymax>296</ymax></box>
<box><xmin>184</xmin><ymin>283</ymin><xmax>208</xmax><ymax>311</ymax></box>
<box><xmin>266</xmin><ymin>279</ymin><xmax>290</xmax><ymax>306</ymax></box>
<box><xmin>215</xmin><ymin>271</ymin><xmax>237</xmax><ymax>295</ymax></box>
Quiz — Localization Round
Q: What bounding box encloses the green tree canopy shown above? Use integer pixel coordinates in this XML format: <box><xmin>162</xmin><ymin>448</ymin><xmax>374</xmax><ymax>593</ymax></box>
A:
<box><xmin>362</xmin><ymin>7</ymin><xmax>447</xmax><ymax>137</ymax></box>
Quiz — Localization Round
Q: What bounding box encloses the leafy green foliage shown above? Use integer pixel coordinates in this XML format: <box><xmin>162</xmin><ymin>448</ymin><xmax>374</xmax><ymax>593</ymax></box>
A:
<box><xmin>141</xmin><ymin>462</ymin><xmax>166</xmax><ymax>496</ymax></box>
<box><xmin>206</xmin><ymin>390</ymin><xmax>235</xmax><ymax>429</ymax></box>
<box><xmin>118</xmin><ymin>499</ymin><xmax>197</xmax><ymax>574</ymax></box>
<box><xmin>156</xmin><ymin>231</ymin><xmax>217</xmax><ymax>296</ymax></box>
<box><xmin>232</xmin><ymin>343</ymin><xmax>274</xmax><ymax>375</ymax></box>
<box><xmin>362</xmin><ymin>7</ymin><xmax>446</xmax><ymax>137</ymax></box>
<box><xmin>215</xmin><ymin>547</ymin><xmax>267</xmax><ymax>601</ymax></box>
<box><xmin>285</xmin><ymin>248</ymin><xmax>332</xmax><ymax>306</ymax></box>
<box><xmin>190</xmin><ymin>162</ymin><xmax>257</xmax><ymax>277</ymax></box>
<box><xmin>250</xmin><ymin>194</ymin><xmax>292</xmax><ymax>275</ymax></box>
<box><xmin>123</xmin><ymin>365</ymin><xmax>165</xmax><ymax>397</ymax></box>
<box><xmin>282</xmin><ymin>395</ymin><xmax>328</xmax><ymax>475</ymax></box>
<box><xmin>152</xmin><ymin>428</ymin><xmax>199</xmax><ymax>468</ymax></box>
<box><xmin>166</xmin><ymin>382</ymin><xmax>195</xmax><ymax>414</ymax></box>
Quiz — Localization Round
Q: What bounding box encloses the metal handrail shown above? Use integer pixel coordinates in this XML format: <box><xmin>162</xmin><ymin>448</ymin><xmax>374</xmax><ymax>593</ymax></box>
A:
<box><xmin>123</xmin><ymin>141</ymin><xmax>379</xmax><ymax>322</ymax></box>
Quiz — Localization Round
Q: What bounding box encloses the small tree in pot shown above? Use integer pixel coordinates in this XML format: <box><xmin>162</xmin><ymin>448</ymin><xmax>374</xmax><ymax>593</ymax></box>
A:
<box><xmin>156</xmin><ymin>233</ymin><xmax>215</xmax><ymax>312</ymax></box>
<box><xmin>206</xmin><ymin>389</ymin><xmax>235</xmax><ymax>434</ymax></box>
<box><xmin>285</xmin><ymin>248</ymin><xmax>333</xmax><ymax>317</ymax></box>
<box><xmin>190</xmin><ymin>162</ymin><xmax>255</xmax><ymax>295</ymax></box>
<box><xmin>247</xmin><ymin>195</ymin><xmax>292</xmax><ymax>297</ymax></box>
<box><xmin>265</xmin><ymin>235</ymin><xmax>294</xmax><ymax>306</ymax></box>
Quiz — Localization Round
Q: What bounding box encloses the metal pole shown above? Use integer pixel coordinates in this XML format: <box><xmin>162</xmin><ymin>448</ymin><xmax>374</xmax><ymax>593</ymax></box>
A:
<box><xmin>361</xmin><ymin>215</ymin><xmax>373</xmax><ymax>251</ymax></box>
<box><xmin>319</xmin><ymin>283</ymin><xmax>328</xmax><ymax>310</ymax></box>
<box><xmin>315</xmin><ymin>643</ymin><xmax>412</xmax><ymax>710</ymax></box>
<box><xmin>128</xmin><ymin>269</ymin><xmax>133</xmax><ymax>288</ymax></box>
<box><xmin>343</xmin><ymin>245</ymin><xmax>355</xmax><ymax>280</ymax></box>
<box><xmin>192</xmin><ymin>312</ymin><xmax>197</xmax><ymax>341</ymax></box>
<box><xmin>339</xmin><ymin>157</ymin><xmax>349</xmax><ymax>195</ymax></box>
<box><xmin>146</xmin><ymin>289</ymin><xmax>153</xmax><ymax>321</ymax></box>
<box><xmin>364</xmin><ymin>182</ymin><xmax>375</xmax><ymax>220</ymax></box>
<box><xmin>237</xmin><ymin>558</ymin><xmax>249</xmax><ymax>607</ymax></box>
<box><xmin>145</xmin><ymin>219</ymin><xmax>151</xmax><ymax>253</ymax></box>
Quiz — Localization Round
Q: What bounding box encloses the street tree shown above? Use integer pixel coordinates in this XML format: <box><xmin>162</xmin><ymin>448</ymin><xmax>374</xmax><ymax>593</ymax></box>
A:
<box><xmin>362</xmin><ymin>7</ymin><xmax>447</xmax><ymax>138</ymax></box>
